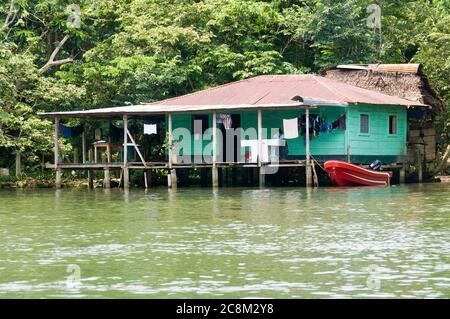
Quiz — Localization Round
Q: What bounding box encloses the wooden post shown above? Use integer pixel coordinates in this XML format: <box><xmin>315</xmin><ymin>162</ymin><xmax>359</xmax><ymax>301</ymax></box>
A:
<box><xmin>123</xmin><ymin>114</ymin><xmax>130</xmax><ymax>188</ymax></box>
<box><xmin>88</xmin><ymin>169</ymin><xmax>94</xmax><ymax>189</ymax></box>
<box><xmin>167</xmin><ymin>112</ymin><xmax>177</xmax><ymax>188</ymax></box>
<box><xmin>305</xmin><ymin>108</ymin><xmax>312</xmax><ymax>187</ymax></box>
<box><xmin>212</xmin><ymin>111</ymin><xmax>219</xmax><ymax>187</ymax></box>
<box><xmin>145</xmin><ymin>170</ymin><xmax>151</xmax><ymax>189</ymax></box>
<box><xmin>257</xmin><ymin>109</ymin><xmax>265</xmax><ymax>187</ymax></box>
<box><xmin>15</xmin><ymin>152</ymin><xmax>21</xmax><ymax>177</ymax></box>
<box><xmin>54</xmin><ymin>117</ymin><xmax>60</xmax><ymax>166</ymax></box>
<box><xmin>54</xmin><ymin>117</ymin><xmax>61</xmax><ymax>188</ymax></box>
<box><xmin>55</xmin><ymin>168</ymin><xmax>62</xmax><ymax>189</ymax></box>
<box><xmin>399</xmin><ymin>164</ymin><xmax>406</xmax><ymax>184</ymax></box>
<box><xmin>417</xmin><ymin>150</ymin><xmax>423</xmax><ymax>183</ymax></box>
<box><xmin>82</xmin><ymin>127</ymin><xmax>87</xmax><ymax>164</ymax></box>
<box><xmin>73</xmin><ymin>147</ymin><xmax>79</xmax><ymax>164</ymax></box>
<box><xmin>103</xmin><ymin>168</ymin><xmax>110</xmax><ymax>189</ymax></box>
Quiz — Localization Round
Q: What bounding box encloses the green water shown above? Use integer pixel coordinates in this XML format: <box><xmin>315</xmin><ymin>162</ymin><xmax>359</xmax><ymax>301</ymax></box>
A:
<box><xmin>0</xmin><ymin>184</ymin><xmax>449</xmax><ymax>298</ymax></box>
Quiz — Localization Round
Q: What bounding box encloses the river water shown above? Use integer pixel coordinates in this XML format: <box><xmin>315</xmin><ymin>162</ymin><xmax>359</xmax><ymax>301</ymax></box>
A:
<box><xmin>0</xmin><ymin>184</ymin><xmax>448</xmax><ymax>298</ymax></box>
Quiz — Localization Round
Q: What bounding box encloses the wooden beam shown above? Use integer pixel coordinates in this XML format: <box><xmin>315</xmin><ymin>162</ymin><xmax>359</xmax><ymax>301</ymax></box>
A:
<box><xmin>126</xmin><ymin>128</ymin><xmax>146</xmax><ymax>167</ymax></box>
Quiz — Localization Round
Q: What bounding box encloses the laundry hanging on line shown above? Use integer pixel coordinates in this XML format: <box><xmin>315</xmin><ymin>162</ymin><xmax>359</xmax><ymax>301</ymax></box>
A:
<box><xmin>282</xmin><ymin>118</ymin><xmax>299</xmax><ymax>139</ymax></box>
<box><xmin>320</xmin><ymin>122</ymin><xmax>333</xmax><ymax>134</ymax></box>
<box><xmin>144</xmin><ymin>124</ymin><xmax>157</xmax><ymax>135</ymax></box>
<box><xmin>219</xmin><ymin>114</ymin><xmax>233</xmax><ymax>129</ymax></box>
<box><xmin>60</xmin><ymin>124</ymin><xmax>84</xmax><ymax>138</ymax></box>
<box><xmin>299</xmin><ymin>114</ymin><xmax>322</xmax><ymax>139</ymax></box>
<box><xmin>332</xmin><ymin>113</ymin><xmax>346</xmax><ymax>130</ymax></box>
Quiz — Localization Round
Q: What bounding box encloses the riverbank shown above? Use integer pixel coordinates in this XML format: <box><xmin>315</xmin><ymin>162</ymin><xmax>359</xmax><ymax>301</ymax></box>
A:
<box><xmin>0</xmin><ymin>177</ymin><xmax>88</xmax><ymax>188</ymax></box>
<box><xmin>1</xmin><ymin>175</ymin><xmax>449</xmax><ymax>188</ymax></box>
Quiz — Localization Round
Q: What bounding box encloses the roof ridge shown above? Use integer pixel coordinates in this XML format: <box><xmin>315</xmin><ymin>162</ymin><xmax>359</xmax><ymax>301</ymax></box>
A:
<box><xmin>311</xmin><ymin>75</ymin><xmax>356</xmax><ymax>103</ymax></box>
<box><xmin>144</xmin><ymin>76</ymin><xmax>264</xmax><ymax>106</ymax></box>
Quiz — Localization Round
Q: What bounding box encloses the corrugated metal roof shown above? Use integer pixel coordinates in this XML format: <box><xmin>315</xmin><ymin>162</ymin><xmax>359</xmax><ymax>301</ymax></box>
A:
<box><xmin>144</xmin><ymin>74</ymin><xmax>425</xmax><ymax>106</ymax></box>
<box><xmin>40</xmin><ymin>74</ymin><xmax>427</xmax><ymax>118</ymax></box>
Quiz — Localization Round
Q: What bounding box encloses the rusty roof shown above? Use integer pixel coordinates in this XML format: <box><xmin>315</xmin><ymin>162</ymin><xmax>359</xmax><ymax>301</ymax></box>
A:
<box><xmin>145</xmin><ymin>74</ymin><xmax>426</xmax><ymax>107</ymax></box>
<box><xmin>40</xmin><ymin>74</ymin><xmax>427</xmax><ymax>119</ymax></box>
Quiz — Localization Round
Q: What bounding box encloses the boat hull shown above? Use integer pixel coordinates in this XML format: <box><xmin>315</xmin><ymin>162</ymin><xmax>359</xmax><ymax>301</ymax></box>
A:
<box><xmin>324</xmin><ymin>160</ymin><xmax>392</xmax><ymax>187</ymax></box>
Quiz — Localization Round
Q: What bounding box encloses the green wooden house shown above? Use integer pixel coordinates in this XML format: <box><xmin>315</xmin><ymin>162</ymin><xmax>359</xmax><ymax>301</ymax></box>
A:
<box><xmin>164</xmin><ymin>75</ymin><xmax>417</xmax><ymax>164</ymax></box>
<box><xmin>41</xmin><ymin>72</ymin><xmax>429</xmax><ymax>188</ymax></box>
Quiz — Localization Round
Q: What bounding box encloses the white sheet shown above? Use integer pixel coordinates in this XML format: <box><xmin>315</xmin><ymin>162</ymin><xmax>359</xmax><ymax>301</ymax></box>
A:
<box><xmin>283</xmin><ymin>118</ymin><xmax>299</xmax><ymax>139</ymax></box>
<box><xmin>144</xmin><ymin>124</ymin><xmax>157</xmax><ymax>135</ymax></box>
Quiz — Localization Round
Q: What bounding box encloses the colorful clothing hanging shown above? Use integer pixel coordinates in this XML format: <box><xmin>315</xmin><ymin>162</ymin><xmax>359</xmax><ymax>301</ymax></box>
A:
<box><xmin>220</xmin><ymin>114</ymin><xmax>232</xmax><ymax>129</ymax></box>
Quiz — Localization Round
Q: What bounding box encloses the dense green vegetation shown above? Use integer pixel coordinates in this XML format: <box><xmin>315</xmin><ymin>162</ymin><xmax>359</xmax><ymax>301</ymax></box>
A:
<box><xmin>0</xmin><ymin>0</ymin><xmax>449</xmax><ymax>176</ymax></box>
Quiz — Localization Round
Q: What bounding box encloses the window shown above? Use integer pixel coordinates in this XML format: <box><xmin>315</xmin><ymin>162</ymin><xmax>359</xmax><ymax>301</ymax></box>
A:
<box><xmin>389</xmin><ymin>115</ymin><xmax>397</xmax><ymax>134</ymax></box>
<box><xmin>360</xmin><ymin>114</ymin><xmax>369</xmax><ymax>134</ymax></box>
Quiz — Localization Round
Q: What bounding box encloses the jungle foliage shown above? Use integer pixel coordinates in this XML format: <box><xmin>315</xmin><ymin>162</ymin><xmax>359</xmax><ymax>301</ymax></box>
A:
<box><xmin>0</xmin><ymin>0</ymin><xmax>449</xmax><ymax>173</ymax></box>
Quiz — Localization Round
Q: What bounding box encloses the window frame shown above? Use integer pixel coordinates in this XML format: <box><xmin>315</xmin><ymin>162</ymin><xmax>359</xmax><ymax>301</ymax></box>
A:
<box><xmin>388</xmin><ymin>115</ymin><xmax>398</xmax><ymax>135</ymax></box>
<box><xmin>359</xmin><ymin>114</ymin><xmax>370</xmax><ymax>135</ymax></box>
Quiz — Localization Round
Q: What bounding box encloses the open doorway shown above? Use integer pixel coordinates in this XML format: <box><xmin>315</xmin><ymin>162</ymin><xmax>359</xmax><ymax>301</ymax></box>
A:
<box><xmin>219</xmin><ymin>114</ymin><xmax>241</xmax><ymax>163</ymax></box>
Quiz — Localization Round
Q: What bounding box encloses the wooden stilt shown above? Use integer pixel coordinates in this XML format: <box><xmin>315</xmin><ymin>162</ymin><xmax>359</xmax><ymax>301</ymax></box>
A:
<box><xmin>146</xmin><ymin>170</ymin><xmax>152</xmax><ymax>188</ymax></box>
<box><xmin>144</xmin><ymin>169</ymin><xmax>148</xmax><ymax>189</ymax></box>
<box><xmin>212</xmin><ymin>111</ymin><xmax>219</xmax><ymax>187</ymax></box>
<box><xmin>55</xmin><ymin>168</ymin><xmax>62</xmax><ymax>189</ymax></box>
<box><xmin>167</xmin><ymin>112</ymin><xmax>176</xmax><ymax>188</ymax></box>
<box><xmin>168</xmin><ymin>169</ymin><xmax>177</xmax><ymax>188</ymax></box>
<box><xmin>88</xmin><ymin>169</ymin><xmax>94</xmax><ymax>189</ymax></box>
<box><xmin>123</xmin><ymin>114</ymin><xmax>130</xmax><ymax>189</ymax></box>
<box><xmin>54</xmin><ymin>117</ymin><xmax>60</xmax><ymax>187</ymax></box>
<box><xmin>399</xmin><ymin>164</ymin><xmax>406</xmax><ymax>184</ymax></box>
<box><xmin>212</xmin><ymin>167</ymin><xmax>219</xmax><ymax>188</ymax></box>
<box><xmin>104</xmin><ymin>168</ymin><xmax>110</xmax><ymax>189</ymax></box>
<box><xmin>311</xmin><ymin>160</ymin><xmax>319</xmax><ymax>187</ymax></box>
<box><xmin>123</xmin><ymin>168</ymin><xmax>130</xmax><ymax>189</ymax></box>
<box><xmin>259</xmin><ymin>167</ymin><xmax>265</xmax><ymax>188</ymax></box>
<box><xmin>305</xmin><ymin>108</ymin><xmax>312</xmax><ymax>187</ymax></box>
<box><xmin>118</xmin><ymin>169</ymin><xmax>123</xmax><ymax>188</ymax></box>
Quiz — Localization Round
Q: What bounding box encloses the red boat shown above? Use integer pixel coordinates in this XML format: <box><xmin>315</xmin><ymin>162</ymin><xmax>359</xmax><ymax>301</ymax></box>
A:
<box><xmin>324</xmin><ymin>160</ymin><xmax>392</xmax><ymax>187</ymax></box>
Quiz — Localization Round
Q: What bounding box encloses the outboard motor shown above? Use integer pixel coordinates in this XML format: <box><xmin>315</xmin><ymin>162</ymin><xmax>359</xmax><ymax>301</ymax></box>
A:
<box><xmin>369</xmin><ymin>160</ymin><xmax>382</xmax><ymax>171</ymax></box>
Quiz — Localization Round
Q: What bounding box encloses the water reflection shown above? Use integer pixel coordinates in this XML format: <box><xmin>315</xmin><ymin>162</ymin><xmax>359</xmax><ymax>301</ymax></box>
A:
<box><xmin>0</xmin><ymin>184</ymin><xmax>448</xmax><ymax>298</ymax></box>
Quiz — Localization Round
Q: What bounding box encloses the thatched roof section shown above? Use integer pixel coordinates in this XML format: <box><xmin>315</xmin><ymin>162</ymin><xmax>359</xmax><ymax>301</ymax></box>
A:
<box><xmin>322</xmin><ymin>64</ymin><xmax>445</xmax><ymax>114</ymax></box>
